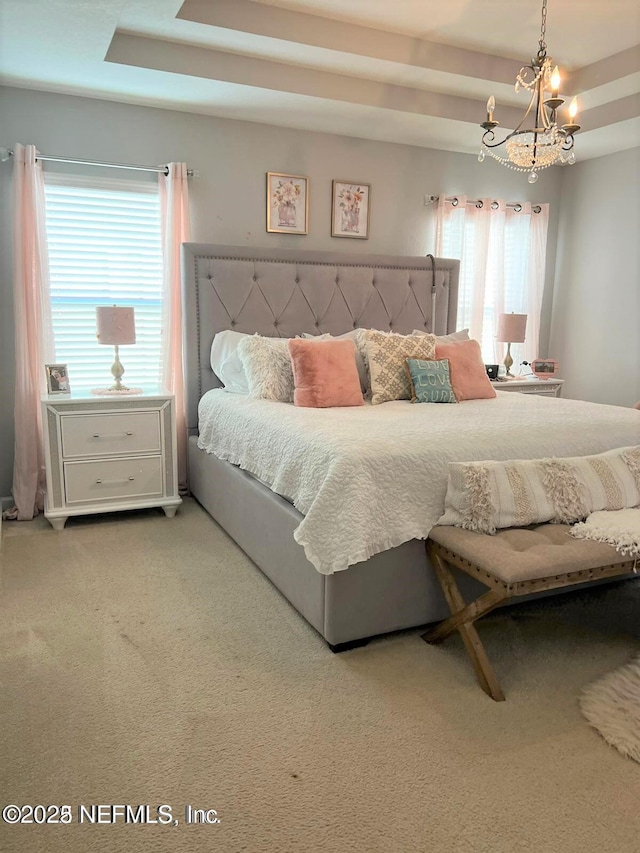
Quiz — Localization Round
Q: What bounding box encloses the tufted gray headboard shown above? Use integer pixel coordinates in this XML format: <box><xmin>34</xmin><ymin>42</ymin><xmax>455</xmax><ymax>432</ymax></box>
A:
<box><xmin>181</xmin><ymin>243</ymin><xmax>460</xmax><ymax>431</ymax></box>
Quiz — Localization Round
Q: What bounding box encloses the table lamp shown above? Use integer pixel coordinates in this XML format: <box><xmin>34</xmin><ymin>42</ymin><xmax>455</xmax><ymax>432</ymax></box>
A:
<box><xmin>96</xmin><ymin>306</ymin><xmax>136</xmax><ymax>392</ymax></box>
<box><xmin>496</xmin><ymin>312</ymin><xmax>527</xmax><ymax>377</ymax></box>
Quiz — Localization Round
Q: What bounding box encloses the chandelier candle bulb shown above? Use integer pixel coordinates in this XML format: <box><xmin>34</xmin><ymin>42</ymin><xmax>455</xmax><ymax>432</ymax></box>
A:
<box><xmin>550</xmin><ymin>66</ymin><xmax>560</xmax><ymax>97</ymax></box>
<box><xmin>562</xmin><ymin>97</ymin><xmax>581</xmax><ymax>136</ymax></box>
<box><xmin>486</xmin><ymin>95</ymin><xmax>495</xmax><ymax>122</ymax></box>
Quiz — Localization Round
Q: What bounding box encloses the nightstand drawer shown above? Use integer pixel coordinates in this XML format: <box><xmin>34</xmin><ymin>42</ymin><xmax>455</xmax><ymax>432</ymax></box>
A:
<box><xmin>64</xmin><ymin>456</ymin><xmax>164</xmax><ymax>504</ymax></box>
<box><xmin>61</xmin><ymin>412</ymin><xmax>161</xmax><ymax>459</ymax></box>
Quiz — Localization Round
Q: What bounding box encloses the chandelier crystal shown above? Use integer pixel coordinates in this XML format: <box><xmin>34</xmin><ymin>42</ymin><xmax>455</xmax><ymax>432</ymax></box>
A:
<box><xmin>479</xmin><ymin>0</ymin><xmax>580</xmax><ymax>182</ymax></box>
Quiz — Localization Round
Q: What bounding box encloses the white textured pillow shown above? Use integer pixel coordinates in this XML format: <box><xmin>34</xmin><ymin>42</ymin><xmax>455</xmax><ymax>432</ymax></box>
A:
<box><xmin>237</xmin><ymin>335</ymin><xmax>294</xmax><ymax>402</ymax></box>
<box><xmin>362</xmin><ymin>330</ymin><xmax>437</xmax><ymax>405</ymax></box>
<box><xmin>412</xmin><ymin>328</ymin><xmax>470</xmax><ymax>344</ymax></box>
<box><xmin>439</xmin><ymin>446</ymin><xmax>640</xmax><ymax>534</ymax></box>
<box><xmin>302</xmin><ymin>330</ymin><xmax>369</xmax><ymax>394</ymax></box>
<box><xmin>210</xmin><ymin>330</ymin><xmax>250</xmax><ymax>394</ymax></box>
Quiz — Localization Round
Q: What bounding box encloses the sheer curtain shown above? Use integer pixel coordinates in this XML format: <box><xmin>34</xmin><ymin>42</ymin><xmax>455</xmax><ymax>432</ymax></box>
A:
<box><xmin>159</xmin><ymin>163</ymin><xmax>191</xmax><ymax>493</ymax></box>
<box><xmin>434</xmin><ymin>195</ymin><xmax>549</xmax><ymax>366</ymax></box>
<box><xmin>8</xmin><ymin>144</ymin><xmax>55</xmax><ymax>520</ymax></box>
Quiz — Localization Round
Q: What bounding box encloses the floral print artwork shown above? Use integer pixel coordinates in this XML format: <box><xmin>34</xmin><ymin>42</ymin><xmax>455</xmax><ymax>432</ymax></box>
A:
<box><xmin>332</xmin><ymin>181</ymin><xmax>370</xmax><ymax>239</ymax></box>
<box><xmin>337</xmin><ymin>185</ymin><xmax>364</xmax><ymax>232</ymax></box>
<box><xmin>273</xmin><ymin>178</ymin><xmax>301</xmax><ymax>227</ymax></box>
<box><xmin>266</xmin><ymin>173</ymin><xmax>308</xmax><ymax>234</ymax></box>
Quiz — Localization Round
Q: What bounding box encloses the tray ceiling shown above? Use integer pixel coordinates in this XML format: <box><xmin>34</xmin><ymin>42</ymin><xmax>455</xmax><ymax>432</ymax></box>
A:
<box><xmin>1</xmin><ymin>0</ymin><xmax>638</xmax><ymax>161</ymax></box>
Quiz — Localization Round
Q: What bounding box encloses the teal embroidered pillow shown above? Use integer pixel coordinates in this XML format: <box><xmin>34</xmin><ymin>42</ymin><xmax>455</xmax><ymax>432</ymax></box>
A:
<box><xmin>405</xmin><ymin>358</ymin><xmax>458</xmax><ymax>404</ymax></box>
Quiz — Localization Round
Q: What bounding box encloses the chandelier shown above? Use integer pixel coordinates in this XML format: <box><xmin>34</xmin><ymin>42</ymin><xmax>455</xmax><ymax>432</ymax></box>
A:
<box><xmin>479</xmin><ymin>0</ymin><xmax>580</xmax><ymax>183</ymax></box>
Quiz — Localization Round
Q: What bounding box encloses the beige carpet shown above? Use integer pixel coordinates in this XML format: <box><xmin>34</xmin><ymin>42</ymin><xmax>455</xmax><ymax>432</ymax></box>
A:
<box><xmin>1</xmin><ymin>499</ymin><xmax>639</xmax><ymax>853</ymax></box>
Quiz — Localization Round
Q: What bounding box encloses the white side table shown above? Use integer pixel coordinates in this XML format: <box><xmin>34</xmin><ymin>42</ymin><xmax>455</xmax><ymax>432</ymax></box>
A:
<box><xmin>42</xmin><ymin>391</ymin><xmax>182</xmax><ymax>530</ymax></box>
<box><xmin>491</xmin><ymin>377</ymin><xmax>564</xmax><ymax>397</ymax></box>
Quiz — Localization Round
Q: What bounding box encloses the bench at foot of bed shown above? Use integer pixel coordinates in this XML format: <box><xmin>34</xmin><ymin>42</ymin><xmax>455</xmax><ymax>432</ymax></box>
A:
<box><xmin>422</xmin><ymin>524</ymin><xmax>636</xmax><ymax>701</ymax></box>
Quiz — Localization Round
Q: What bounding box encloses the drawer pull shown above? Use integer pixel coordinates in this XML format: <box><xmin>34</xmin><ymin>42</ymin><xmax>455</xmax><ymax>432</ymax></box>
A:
<box><xmin>95</xmin><ymin>476</ymin><xmax>136</xmax><ymax>485</ymax></box>
<box><xmin>92</xmin><ymin>431</ymin><xmax>134</xmax><ymax>439</ymax></box>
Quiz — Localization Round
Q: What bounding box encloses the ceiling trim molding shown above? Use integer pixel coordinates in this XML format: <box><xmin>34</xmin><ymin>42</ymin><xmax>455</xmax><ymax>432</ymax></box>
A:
<box><xmin>177</xmin><ymin>0</ymin><xmax>523</xmax><ymax>85</ymax></box>
<box><xmin>106</xmin><ymin>31</ymin><xmax>530</xmax><ymax>127</ymax></box>
<box><xmin>583</xmin><ymin>92</ymin><xmax>640</xmax><ymax>130</ymax></box>
<box><xmin>569</xmin><ymin>45</ymin><xmax>640</xmax><ymax>92</ymax></box>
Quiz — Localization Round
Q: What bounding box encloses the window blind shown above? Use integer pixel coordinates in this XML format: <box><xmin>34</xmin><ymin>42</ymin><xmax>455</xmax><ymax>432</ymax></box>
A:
<box><xmin>44</xmin><ymin>174</ymin><xmax>163</xmax><ymax>392</ymax></box>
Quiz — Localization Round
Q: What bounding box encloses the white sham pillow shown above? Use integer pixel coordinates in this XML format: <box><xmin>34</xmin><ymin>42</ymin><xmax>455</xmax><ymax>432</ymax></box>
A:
<box><xmin>237</xmin><ymin>335</ymin><xmax>295</xmax><ymax>402</ymax></box>
<box><xmin>412</xmin><ymin>328</ymin><xmax>470</xmax><ymax>343</ymax></box>
<box><xmin>210</xmin><ymin>330</ymin><xmax>250</xmax><ymax>394</ymax></box>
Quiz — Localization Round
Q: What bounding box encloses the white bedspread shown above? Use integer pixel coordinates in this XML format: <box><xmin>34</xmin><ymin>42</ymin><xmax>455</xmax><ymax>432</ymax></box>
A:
<box><xmin>197</xmin><ymin>390</ymin><xmax>640</xmax><ymax>574</ymax></box>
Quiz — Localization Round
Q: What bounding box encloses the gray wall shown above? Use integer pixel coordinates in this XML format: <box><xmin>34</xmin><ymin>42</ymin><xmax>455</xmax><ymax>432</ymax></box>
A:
<box><xmin>550</xmin><ymin>148</ymin><xmax>640</xmax><ymax>407</ymax></box>
<box><xmin>0</xmin><ymin>85</ymin><xmax>566</xmax><ymax>497</ymax></box>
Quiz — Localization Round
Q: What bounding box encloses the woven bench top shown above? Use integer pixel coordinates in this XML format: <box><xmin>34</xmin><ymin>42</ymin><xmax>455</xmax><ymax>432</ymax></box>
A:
<box><xmin>428</xmin><ymin>523</ymin><xmax>635</xmax><ymax>585</ymax></box>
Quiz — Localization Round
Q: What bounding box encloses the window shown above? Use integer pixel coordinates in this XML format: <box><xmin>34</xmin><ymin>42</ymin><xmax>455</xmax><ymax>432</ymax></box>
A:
<box><xmin>44</xmin><ymin>174</ymin><xmax>163</xmax><ymax>392</ymax></box>
<box><xmin>435</xmin><ymin>199</ymin><xmax>549</xmax><ymax>366</ymax></box>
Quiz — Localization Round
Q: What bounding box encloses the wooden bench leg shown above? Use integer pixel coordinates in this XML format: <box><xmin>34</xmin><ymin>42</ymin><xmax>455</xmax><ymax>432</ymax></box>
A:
<box><xmin>422</xmin><ymin>548</ymin><xmax>507</xmax><ymax>702</ymax></box>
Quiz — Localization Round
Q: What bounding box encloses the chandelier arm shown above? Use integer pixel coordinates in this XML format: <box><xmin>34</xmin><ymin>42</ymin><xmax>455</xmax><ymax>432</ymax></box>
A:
<box><xmin>531</xmin><ymin>70</ymin><xmax>544</xmax><ymax>165</ymax></box>
<box><xmin>481</xmin><ymin>87</ymin><xmax>540</xmax><ymax>149</ymax></box>
<box><xmin>481</xmin><ymin>130</ymin><xmax>502</xmax><ymax>149</ymax></box>
<box><xmin>516</xmin><ymin>87</ymin><xmax>541</xmax><ymax>134</ymax></box>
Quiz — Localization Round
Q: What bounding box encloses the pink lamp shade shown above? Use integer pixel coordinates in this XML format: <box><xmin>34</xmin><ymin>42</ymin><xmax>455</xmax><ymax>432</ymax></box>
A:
<box><xmin>496</xmin><ymin>312</ymin><xmax>527</xmax><ymax>343</ymax></box>
<box><xmin>96</xmin><ymin>306</ymin><xmax>136</xmax><ymax>345</ymax></box>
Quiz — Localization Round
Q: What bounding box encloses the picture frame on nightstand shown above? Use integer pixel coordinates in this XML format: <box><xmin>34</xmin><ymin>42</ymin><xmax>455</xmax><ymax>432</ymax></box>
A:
<box><xmin>531</xmin><ymin>358</ymin><xmax>559</xmax><ymax>379</ymax></box>
<box><xmin>45</xmin><ymin>363</ymin><xmax>70</xmax><ymax>394</ymax></box>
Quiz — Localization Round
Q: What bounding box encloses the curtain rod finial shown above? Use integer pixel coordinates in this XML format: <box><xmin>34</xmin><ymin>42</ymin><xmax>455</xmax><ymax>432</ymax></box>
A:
<box><xmin>0</xmin><ymin>147</ymin><xmax>12</xmax><ymax>162</ymax></box>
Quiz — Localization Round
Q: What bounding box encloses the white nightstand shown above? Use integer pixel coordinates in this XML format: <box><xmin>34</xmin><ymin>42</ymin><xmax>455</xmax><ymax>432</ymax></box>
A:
<box><xmin>42</xmin><ymin>391</ymin><xmax>182</xmax><ymax>530</ymax></box>
<box><xmin>491</xmin><ymin>377</ymin><xmax>564</xmax><ymax>397</ymax></box>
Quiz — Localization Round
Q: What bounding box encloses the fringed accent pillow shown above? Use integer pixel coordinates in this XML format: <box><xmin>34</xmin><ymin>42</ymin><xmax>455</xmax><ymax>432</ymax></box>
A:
<box><xmin>363</xmin><ymin>330</ymin><xmax>436</xmax><ymax>405</ymax></box>
<box><xmin>237</xmin><ymin>335</ymin><xmax>294</xmax><ymax>402</ymax></box>
<box><xmin>439</xmin><ymin>445</ymin><xmax>640</xmax><ymax>534</ymax></box>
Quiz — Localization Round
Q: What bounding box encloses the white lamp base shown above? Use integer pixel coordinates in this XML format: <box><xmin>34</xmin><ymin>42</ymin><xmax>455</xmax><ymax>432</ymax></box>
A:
<box><xmin>93</xmin><ymin>344</ymin><xmax>142</xmax><ymax>394</ymax></box>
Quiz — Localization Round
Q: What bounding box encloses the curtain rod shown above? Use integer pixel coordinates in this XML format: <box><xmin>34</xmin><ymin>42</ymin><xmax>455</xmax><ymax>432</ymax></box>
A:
<box><xmin>426</xmin><ymin>194</ymin><xmax>541</xmax><ymax>214</ymax></box>
<box><xmin>0</xmin><ymin>148</ymin><xmax>198</xmax><ymax>178</ymax></box>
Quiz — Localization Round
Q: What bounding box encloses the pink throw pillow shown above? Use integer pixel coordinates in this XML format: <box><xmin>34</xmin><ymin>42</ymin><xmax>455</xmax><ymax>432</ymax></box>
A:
<box><xmin>288</xmin><ymin>339</ymin><xmax>365</xmax><ymax>408</ymax></box>
<box><xmin>435</xmin><ymin>339</ymin><xmax>496</xmax><ymax>401</ymax></box>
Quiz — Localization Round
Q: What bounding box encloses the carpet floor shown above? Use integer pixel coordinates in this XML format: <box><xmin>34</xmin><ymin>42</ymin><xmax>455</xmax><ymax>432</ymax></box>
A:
<box><xmin>1</xmin><ymin>498</ymin><xmax>639</xmax><ymax>853</ymax></box>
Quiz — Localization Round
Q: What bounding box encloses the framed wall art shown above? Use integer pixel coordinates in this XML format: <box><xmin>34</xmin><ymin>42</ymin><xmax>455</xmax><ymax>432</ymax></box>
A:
<box><xmin>331</xmin><ymin>180</ymin><xmax>370</xmax><ymax>239</ymax></box>
<box><xmin>266</xmin><ymin>172</ymin><xmax>309</xmax><ymax>234</ymax></box>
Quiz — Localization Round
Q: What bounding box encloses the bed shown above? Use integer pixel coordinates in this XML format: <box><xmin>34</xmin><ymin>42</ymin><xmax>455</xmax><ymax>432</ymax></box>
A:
<box><xmin>182</xmin><ymin>243</ymin><xmax>640</xmax><ymax>649</ymax></box>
